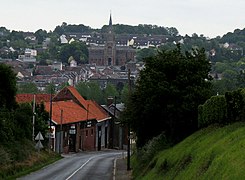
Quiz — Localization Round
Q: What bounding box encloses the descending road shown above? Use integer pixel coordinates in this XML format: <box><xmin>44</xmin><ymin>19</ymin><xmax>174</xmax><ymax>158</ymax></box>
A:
<box><xmin>18</xmin><ymin>150</ymin><xmax>126</xmax><ymax>180</ymax></box>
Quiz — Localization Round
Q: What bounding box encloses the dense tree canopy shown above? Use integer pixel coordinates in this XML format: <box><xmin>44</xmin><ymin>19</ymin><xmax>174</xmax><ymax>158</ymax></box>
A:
<box><xmin>122</xmin><ymin>44</ymin><xmax>213</xmax><ymax>148</ymax></box>
<box><xmin>0</xmin><ymin>63</ymin><xmax>17</xmax><ymax>110</ymax></box>
<box><xmin>59</xmin><ymin>41</ymin><xmax>88</xmax><ymax>64</ymax></box>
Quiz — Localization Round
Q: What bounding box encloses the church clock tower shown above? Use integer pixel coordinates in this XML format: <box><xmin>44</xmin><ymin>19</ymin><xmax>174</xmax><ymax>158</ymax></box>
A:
<box><xmin>104</xmin><ymin>13</ymin><xmax>116</xmax><ymax>66</ymax></box>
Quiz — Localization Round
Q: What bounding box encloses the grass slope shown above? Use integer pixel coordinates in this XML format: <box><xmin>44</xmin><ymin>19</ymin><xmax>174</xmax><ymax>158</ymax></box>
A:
<box><xmin>136</xmin><ymin>122</ymin><xmax>245</xmax><ymax>180</ymax></box>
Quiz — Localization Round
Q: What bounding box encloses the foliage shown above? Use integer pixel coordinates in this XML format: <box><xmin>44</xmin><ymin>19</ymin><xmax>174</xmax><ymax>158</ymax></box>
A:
<box><xmin>34</xmin><ymin>103</ymin><xmax>50</xmax><ymax>146</ymax></box>
<box><xmin>198</xmin><ymin>95</ymin><xmax>227</xmax><ymax>128</ymax></box>
<box><xmin>13</xmin><ymin>103</ymin><xmax>33</xmax><ymax>141</ymax></box>
<box><xmin>225</xmin><ymin>88</ymin><xmax>245</xmax><ymax>122</ymax></box>
<box><xmin>122</xmin><ymin>44</ymin><xmax>212</xmax><ymax>148</ymax></box>
<box><xmin>76</xmin><ymin>81</ymin><xmax>120</xmax><ymax>105</ymax></box>
<box><xmin>132</xmin><ymin>133</ymin><xmax>170</xmax><ymax>177</ymax></box>
<box><xmin>103</xmin><ymin>83</ymin><xmax>119</xmax><ymax>103</ymax></box>
<box><xmin>132</xmin><ymin>122</ymin><xmax>245</xmax><ymax>180</ymax></box>
<box><xmin>58</xmin><ymin>41</ymin><xmax>88</xmax><ymax>64</ymax></box>
<box><xmin>0</xmin><ymin>146</ymin><xmax>61</xmax><ymax>179</ymax></box>
<box><xmin>17</xmin><ymin>82</ymin><xmax>39</xmax><ymax>94</ymax></box>
<box><xmin>102</xmin><ymin>24</ymin><xmax>178</xmax><ymax>36</ymax></box>
<box><xmin>198</xmin><ymin>88</ymin><xmax>245</xmax><ymax>128</ymax></box>
<box><xmin>136</xmin><ymin>47</ymin><xmax>158</xmax><ymax>62</ymax></box>
<box><xmin>0</xmin><ymin>63</ymin><xmax>17</xmax><ymax>110</ymax></box>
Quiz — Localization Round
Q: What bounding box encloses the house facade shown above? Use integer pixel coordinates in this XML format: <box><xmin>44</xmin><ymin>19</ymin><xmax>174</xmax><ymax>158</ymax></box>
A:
<box><xmin>16</xmin><ymin>86</ymin><xmax>113</xmax><ymax>153</ymax></box>
<box><xmin>50</xmin><ymin>86</ymin><xmax>112</xmax><ymax>153</ymax></box>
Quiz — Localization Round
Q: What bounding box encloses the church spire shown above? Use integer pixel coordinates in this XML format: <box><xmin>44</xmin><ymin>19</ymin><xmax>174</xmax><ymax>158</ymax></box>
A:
<box><xmin>109</xmin><ymin>12</ymin><xmax>112</xmax><ymax>26</ymax></box>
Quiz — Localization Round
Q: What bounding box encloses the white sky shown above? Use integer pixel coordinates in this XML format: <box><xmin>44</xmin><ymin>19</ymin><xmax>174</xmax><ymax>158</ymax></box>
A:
<box><xmin>1</xmin><ymin>0</ymin><xmax>244</xmax><ymax>38</ymax></box>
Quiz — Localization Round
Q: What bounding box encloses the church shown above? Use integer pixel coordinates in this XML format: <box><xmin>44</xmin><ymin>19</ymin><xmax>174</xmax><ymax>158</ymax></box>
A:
<box><xmin>88</xmin><ymin>14</ymin><xmax>136</xmax><ymax>67</ymax></box>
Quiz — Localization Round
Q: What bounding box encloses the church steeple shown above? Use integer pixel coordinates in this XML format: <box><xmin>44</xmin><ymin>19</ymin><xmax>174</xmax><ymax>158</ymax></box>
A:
<box><xmin>109</xmin><ymin>12</ymin><xmax>112</xmax><ymax>26</ymax></box>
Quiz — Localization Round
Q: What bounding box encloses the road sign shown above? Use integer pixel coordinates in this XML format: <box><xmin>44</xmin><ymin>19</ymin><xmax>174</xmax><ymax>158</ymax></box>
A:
<box><xmin>35</xmin><ymin>131</ymin><xmax>44</xmax><ymax>141</ymax></box>
<box><xmin>35</xmin><ymin>141</ymin><xmax>44</xmax><ymax>149</ymax></box>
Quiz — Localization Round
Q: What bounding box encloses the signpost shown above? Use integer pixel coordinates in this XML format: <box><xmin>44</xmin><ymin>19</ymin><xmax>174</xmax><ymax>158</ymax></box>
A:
<box><xmin>35</xmin><ymin>131</ymin><xmax>44</xmax><ymax>152</ymax></box>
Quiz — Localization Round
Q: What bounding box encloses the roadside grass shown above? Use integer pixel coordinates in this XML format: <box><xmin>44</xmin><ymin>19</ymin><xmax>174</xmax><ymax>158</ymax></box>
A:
<box><xmin>0</xmin><ymin>149</ymin><xmax>62</xmax><ymax>180</ymax></box>
<box><xmin>132</xmin><ymin>122</ymin><xmax>245</xmax><ymax>180</ymax></box>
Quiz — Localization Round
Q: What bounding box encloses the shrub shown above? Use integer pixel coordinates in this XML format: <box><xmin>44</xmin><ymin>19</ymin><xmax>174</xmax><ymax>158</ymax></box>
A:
<box><xmin>133</xmin><ymin>132</ymin><xmax>170</xmax><ymax>176</ymax></box>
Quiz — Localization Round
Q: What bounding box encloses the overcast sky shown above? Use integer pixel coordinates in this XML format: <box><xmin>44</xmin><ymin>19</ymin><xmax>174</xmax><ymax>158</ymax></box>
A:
<box><xmin>1</xmin><ymin>0</ymin><xmax>244</xmax><ymax>38</ymax></box>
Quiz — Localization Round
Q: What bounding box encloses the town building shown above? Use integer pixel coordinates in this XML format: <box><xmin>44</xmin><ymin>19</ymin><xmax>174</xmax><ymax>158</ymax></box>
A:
<box><xmin>15</xmin><ymin>86</ymin><xmax>128</xmax><ymax>153</ymax></box>
<box><xmin>88</xmin><ymin>14</ymin><xmax>136</xmax><ymax>66</ymax></box>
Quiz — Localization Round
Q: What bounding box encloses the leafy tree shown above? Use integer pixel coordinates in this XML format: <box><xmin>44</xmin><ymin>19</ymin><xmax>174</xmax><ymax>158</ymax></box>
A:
<box><xmin>59</xmin><ymin>41</ymin><xmax>88</xmax><ymax>64</ymax></box>
<box><xmin>76</xmin><ymin>81</ymin><xmax>104</xmax><ymax>103</ymax></box>
<box><xmin>0</xmin><ymin>63</ymin><xmax>17</xmax><ymax>110</ymax></box>
<box><xmin>88</xmin><ymin>81</ymin><xmax>104</xmax><ymax>104</ymax></box>
<box><xmin>17</xmin><ymin>82</ymin><xmax>39</xmax><ymax>94</ymax></box>
<box><xmin>136</xmin><ymin>47</ymin><xmax>157</xmax><ymax>62</ymax></box>
<box><xmin>103</xmin><ymin>83</ymin><xmax>119</xmax><ymax>103</ymax></box>
<box><xmin>13</xmin><ymin>103</ymin><xmax>33</xmax><ymax>140</ymax></box>
<box><xmin>76</xmin><ymin>81</ymin><xmax>90</xmax><ymax>100</ymax></box>
<box><xmin>34</xmin><ymin>29</ymin><xmax>48</xmax><ymax>44</ymax></box>
<box><xmin>45</xmin><ymin>83</ymin><xmax>56</xmax><ymax>94</ymax></box>
<box><xmin>35</xmin><ymin>103</ymin><xmax>49</xmax><ymax>145</ymax></box>
<box><xmin>122</xmin><ymin>44</ymin><xmax>212</xmax><ymax>148</ymax></box>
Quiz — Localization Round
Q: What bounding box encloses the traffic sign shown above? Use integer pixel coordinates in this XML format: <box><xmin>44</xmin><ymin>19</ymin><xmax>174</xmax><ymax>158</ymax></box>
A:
<box><xmin>35</xmin><ymin>131</ymin><xmax>44</xmax><ymax>141</ymax></box>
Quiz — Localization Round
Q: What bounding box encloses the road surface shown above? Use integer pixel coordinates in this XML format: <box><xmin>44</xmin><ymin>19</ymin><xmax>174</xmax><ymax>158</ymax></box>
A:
<box><xmin>18</xmin><ymin>150</ymin><xmax>126</xmax><ymax>180</ymax></box>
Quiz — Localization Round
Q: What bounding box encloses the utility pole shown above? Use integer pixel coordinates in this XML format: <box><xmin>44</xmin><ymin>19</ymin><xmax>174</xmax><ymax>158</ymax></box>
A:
<box><xmin>112</xmin><ymin>96</ymin><xmax>116</xmax><ymax>148</ymax></box>
<box><xmin>60</xmin><ymin>109</ymin><xmax>63</xmax><ymax>153</ymax></box>
<box><xmin>127</xmin><ymin>69</ymin><xmax>131</xmax><ymax>171</ymax></box>
<box><xmin>49</xmin><ymin>89</ymin><xmax>53</xmax><ymax>152</ymax></box>
<box><xmin>32</xmin><ymin>94</ymin><xmax>36</xmax><ymax>141</ymax></box>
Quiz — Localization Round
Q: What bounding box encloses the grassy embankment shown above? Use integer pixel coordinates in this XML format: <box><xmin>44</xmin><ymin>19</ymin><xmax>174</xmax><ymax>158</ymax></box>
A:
<box><xmin>132</xmin><ymin>122</ymin><xmax>245</xmax><ymax>179</ymax></box>
<box><xmin>0</xmin><ymin>140</ymin><xmax>62</xmax><ymax>180</ymax></box>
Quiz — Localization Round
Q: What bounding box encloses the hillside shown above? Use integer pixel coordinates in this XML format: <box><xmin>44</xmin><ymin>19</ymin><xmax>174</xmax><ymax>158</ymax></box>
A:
<box><xmin>133</xmin><ymin>122</ymin><xmax>245</xmax><ymax>179</ymax></box>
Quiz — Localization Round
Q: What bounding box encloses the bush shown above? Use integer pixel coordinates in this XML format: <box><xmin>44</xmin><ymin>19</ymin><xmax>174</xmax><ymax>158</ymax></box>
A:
<box><xmin>0</xmin><ymin>147</ymin><xmax>11</xmax><ymax>165</ymax></box>
<box><xmin>132</xmin><ymin>132</ymin><xmax>170</xmax><ymax>176</ymax></box>
<box><xmin>198</xmin><ymin>95</ymin><xmax>227</xmax><ymax>128</ymax></box>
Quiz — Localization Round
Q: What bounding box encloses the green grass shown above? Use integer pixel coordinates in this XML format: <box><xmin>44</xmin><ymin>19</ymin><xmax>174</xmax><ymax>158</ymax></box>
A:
<box><xmin>0</xmin><ymin>149</ymin><xmax>62</xmax><ymax>180</ymax></box>
<box><xmin>133</xmin><ymin>122</ymin><xmax>245</xmax><ymax>180</ymax></box>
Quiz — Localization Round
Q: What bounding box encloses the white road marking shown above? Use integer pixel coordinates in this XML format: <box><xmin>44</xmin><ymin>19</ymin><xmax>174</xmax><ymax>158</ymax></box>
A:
<box><xmin>65</xmin><ymin>152</ymin><xmax>124</xmax><ymax>180</ymax></box>
<box><xmin>65</xmin><ymin>157</ymin><xmax>93</xmax><ymax>180</ymax></box>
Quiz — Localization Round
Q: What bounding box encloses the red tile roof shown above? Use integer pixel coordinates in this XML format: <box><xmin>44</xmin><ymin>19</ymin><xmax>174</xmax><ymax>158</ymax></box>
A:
<box><xmin>87</xmin><ymin>100</ymin><xmax>111</xmax><ymax>122</ymax></box>
<box><xmin>44</xmin><ymin>100</ymin><xmax>96</xmax><ymax>125</ymax></box>
<box><xmin>66</xmin><ymin>86</ymin><xmax>88</xmax><ymax>108</ymax></box>
<box><xmin>16</xmin><ymin>94</ymin><xmax>52</xmax><ymax>104</ymax></box>
<box><xmin>60</xmin><ymin>86</ymin><xmax>111</xmax><ymax>122</ymax></box>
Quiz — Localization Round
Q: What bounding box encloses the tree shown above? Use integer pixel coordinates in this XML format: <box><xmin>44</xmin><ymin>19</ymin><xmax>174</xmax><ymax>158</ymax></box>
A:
<box><xmin>136</xmin><ymin>47</ymin><xmax>157</xmax><ymax>62</ymax></box>
<box><xmin>0</xmin><ymin>63</ymin><xmax>17</xmax><ymax>110</ymax></box>
<box><xmin>17</xmin><ymin>82</ymin><xmax>39</xmax><ymax>94</ymax></box>
<box><xmin>59</xmin><ymin>41</ymin><xmax>88</xmax><ymax>64</ymax></box>
<box><xmin>103</xmin><ymin>83</ymin><xmax>119</xmax><ymax>103</ymax></box>
<box><xmin>34</xmin><ymin>29</ymin><xmax>48</xmax><ymax>44</ymax></box>
<box><xmin>122</xmin><ymin>44</ymin><xmax>212</xmax><ymax>148</ymax></box>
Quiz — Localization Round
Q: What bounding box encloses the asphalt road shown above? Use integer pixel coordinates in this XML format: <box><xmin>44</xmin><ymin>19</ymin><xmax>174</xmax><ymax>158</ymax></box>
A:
<box><xmin>18</xmin><ymin>150</ymin><xmax>126</xmax><ymax>180</ymax></box>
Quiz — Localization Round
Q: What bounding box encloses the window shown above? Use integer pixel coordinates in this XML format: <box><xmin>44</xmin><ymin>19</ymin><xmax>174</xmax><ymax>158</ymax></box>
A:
<box><xmin>86</xmin><ymin>130</ymin><xmax>88</xmax><ymax>137</ymax></box>
<box><xmin>91</xmin><ymin>129</ymin><xmax>94</xmax><ymax>136</ymax></box>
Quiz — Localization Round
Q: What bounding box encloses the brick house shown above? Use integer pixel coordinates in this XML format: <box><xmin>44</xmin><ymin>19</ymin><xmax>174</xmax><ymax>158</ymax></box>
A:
<box><xmin>50</xmin><ymin>86</ymin><xmax>111</xmax><ymax>153</ymax></box>
<box><xmin>16</xmin><ymin>86</ymin><xmax>112</xmax><ymax>153</ymax></box>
